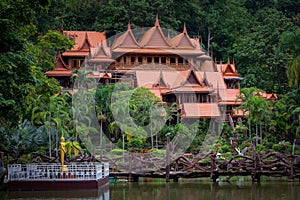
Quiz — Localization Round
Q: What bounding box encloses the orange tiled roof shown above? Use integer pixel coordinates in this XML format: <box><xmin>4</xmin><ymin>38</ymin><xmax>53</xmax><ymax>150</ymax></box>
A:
<box><xmin>218</xmin><ymin>89</ymin><xmax>242</xmax><ymax>105</ymax></box>
<box><xmin>46</xmin><ymin>52</ymin><xmax>72</xmax><ymax>77</ymax></box>
<box><xmin>112</xmin><ymin>21</ymin><xmax>140</xmax><ymax>49</ymax></box>
<box><xmin>216</xmin><ymin>58</ymin><xmax>238</xmax><ymax>77</ymax></box>
<box><xmin>139</xmin><ymin>15</ymin><xmax>171</xmax><ymax>48</ymax></box>
<box><xmin>87</xmin><ymin>72</ymin><xmax>112</xmax><ymax>79</ymax></box>
<box><xmin>232</xmin><ymin>108</ymin><xmax>249</xmax><ymax>117</ymax></box>
<box><xmin>135</xmin><ymin>70</ymin><xmax>213</xmax><ymax>94</ymax></box>
<box><xmin>63</xmin><ymin>31</ymin><xmax>106</xmax><ymax>51</ymax></box>
<box><xmin>181</xmin><ymin>103</ymin><xmax>221</xmax><ymax>118</ymax></box>
<box><xmin>255</xmin><ymin>91</ymin><xmax>278</xmax><ymax>100</ymax></box>
<box><xmin>62</xmin><ymin>51</ymin><xmax>90</xmax><ymax>57</ymax></box>
<box><xmin>45</xmin><ymin>70</ymin><xmax>72</xmax><ymax>76</ymax></box>
<box><xmin>89</xmin><ymin>40</ymin><xmax>114</xmax><ymax>63</ymax></box>
<box><xmin>169</xmin><ymin>23</ymin><xmax>195</xmax><ymax>49</ymax></box>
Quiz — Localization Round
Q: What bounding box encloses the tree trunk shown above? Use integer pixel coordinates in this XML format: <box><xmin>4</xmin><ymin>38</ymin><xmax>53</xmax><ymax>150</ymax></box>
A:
<box><xmin>255</xmin><ymin>123</ymin><xmax>258</xmax><ymax>146</ymax></box>
<box><xmin>48</xmin><ymin>128</ymin><xmax>51</xmax><ymax>157</ymax></box>
<box><xmin>260</xmin><ymin>124</ymin><xmax>263</xmax><ymax>144</ymax></box>
<box><xmin>151</xmin><ymin>123</ymin><xmax>153</xmax><ymax>149</ymax></box>
<box><xmin>56</xmin><ymin>131</ymin><xmax>58</xmax><ymax>157</ymax></box>
<box><xmin>248</xmin><ymin>120</ymin><xmax>252</xmax><ymax>142</ymax></box>
<box><xmin>100</xmin><ymin>121</ymin><xmax>103</xmax><ymax>162</ymax></box>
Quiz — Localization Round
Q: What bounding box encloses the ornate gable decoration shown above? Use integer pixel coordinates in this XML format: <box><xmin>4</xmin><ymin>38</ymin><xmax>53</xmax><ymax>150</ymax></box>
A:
<box><xmin>91</xmin><ymin>40</ymin><xmax>111</xmax><ymax>58</ymax></box>
<box><xmin>183</xmin><ymin>70</ymin><xmax>203</xmax><ymax>86</ymax></box>
<box><xmin>153</xmin><ymin>71</ymin><xmax>170</xmax><ymax>88</ymax></box>
<box><xmin>55</xmin><ymin>52</ymin><xmax>70</xmax><ymax>70</ymax></box>
<box><xmin>139</xmin><ymin>15</ymin><xmax>171</xmax><ymax>48</ymax></box>
<box><xmin>169</xmin><ymin>23</ymin><xmax>195</xmax><ymax>49</ymax></box>
<box><xmin>222</xmin><ymin>58</ymin><xmax>237</xmax><ymax>76</ymax></box>
<box><xmin>112</xmin><ymin>21</ymin><xmax>140</xmax><ymax>49</ymax></box>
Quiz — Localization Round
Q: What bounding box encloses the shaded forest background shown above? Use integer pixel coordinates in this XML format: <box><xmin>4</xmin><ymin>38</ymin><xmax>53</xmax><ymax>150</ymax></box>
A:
<box><xmin>0</xmin><ymin>0</ymin><xmax>300</xmax><ymax>162</ymax></box>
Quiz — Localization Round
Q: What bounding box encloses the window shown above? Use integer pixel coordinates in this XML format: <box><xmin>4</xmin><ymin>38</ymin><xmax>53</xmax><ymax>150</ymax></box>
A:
<box><xmin>178</xmin><ymin>57</ymin><xmax>183</xmax><ymax>64</ymax></box>
<box><xmin>79</xmin><ymin>59</ymin><xmax>84</xmax><ymax>67</ymax></box>
<box><xmin>170</xmin><ymin>57</ymin><xmax>176</xmax><ymax>64</ymax></box>
<box><xmin>138</xmin><ymin>57</ymin><xmax>143</xmax><ymax>63</ymax></box>
<box><xmin>72</xmin><ymin>60</ymin><xmax>77</xmax><ymax>68</ymax></box>
<box><xmin>147</xmin><ymin>57</ymin><xmax>152</xmax><ymax>63</ymax></box>
<box><xmin>131</xmin><ymin>57</ymin><xmax>135</xmax><ymax>63</ymax></box>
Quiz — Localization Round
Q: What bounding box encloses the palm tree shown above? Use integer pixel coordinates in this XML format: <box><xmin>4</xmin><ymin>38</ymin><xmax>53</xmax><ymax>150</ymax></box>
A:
<box><xmin>278</xmin><ymin>28</ymin><xmax>300</xmax><ymax>88</ymax></box>
<box><xmin>238</xmin><ymin>87</ymin><xmax>271</xmax><ymax>145</ymax></box>
<box><xmin>31</xmin><ymin>95</ymin><xmax>71</xmax><ymax>157</ymax></box>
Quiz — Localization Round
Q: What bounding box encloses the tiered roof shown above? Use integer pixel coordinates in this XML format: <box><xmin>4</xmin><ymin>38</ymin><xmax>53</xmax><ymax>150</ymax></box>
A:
<box><xmin>89</xmin><ymin>40</ymin><xmax>114</xmax><ymax>63</ymax></box>
<box><xmin>62</xmin><ymin>31</ymin><xmax>106</xmax><ymax>57</ymax></box>
<box><xmin>45</xmin><ymin>52</ymin><xmax>72</xmax><ymax>77</ymax></box>
<box><xmin>216</xmin><ymin>58</ymin><xmax>239</xmax><ymax>78</ymax></box>
<box><xmin>112</xmin><ymin>21</ymin><xmax>140</xmax><ymax>49</ymax></box>
<box><xmin>169</xmin><ymin>23</ymin><xmax>196</xmax><ymax>49</ymax></box>
<box><xmin>111</xmin><ymin>16</ymin><xmax>205</xmax><ymax>56</ymax></box>
<box><xmin>181</xmin><ymin>103</ymin><xmax>221</xmax><ymax>118</ymax></box>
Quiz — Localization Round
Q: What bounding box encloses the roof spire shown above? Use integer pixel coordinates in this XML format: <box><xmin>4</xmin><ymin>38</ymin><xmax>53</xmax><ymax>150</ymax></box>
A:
<box><xmin>155</xmin><ymin>13</ymin><xmax>160</xmax><ymax>27</ymax></box>
<box><xmin>127</xmin><ymin>20</ymin><xmax>131</xmax><ymax>30</ymax></box>
<box><xmin>227</xmin><ymin>57</ymin><xmax>230</xmax><ymax>64</ymax></box>
<box><xmin>233</xmin><ymin>58</ymin><xmax>235</xmax><ymax>65</ymax></box>
<box><xmin>183</xmin><ymin>22</ymin><xmax>187</xmax><ymax>34</ymax></box>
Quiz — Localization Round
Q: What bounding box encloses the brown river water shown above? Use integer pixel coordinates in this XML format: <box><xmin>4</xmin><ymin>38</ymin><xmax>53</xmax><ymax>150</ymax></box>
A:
<box><xmin>1</xmin><ymin>178</ymin><xmax>300</xmax><ymax>200</ymax></box>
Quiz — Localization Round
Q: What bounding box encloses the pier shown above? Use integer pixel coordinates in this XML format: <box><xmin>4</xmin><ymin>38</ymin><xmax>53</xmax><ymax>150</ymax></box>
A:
<box><xmin>106</xmin><ymin>151</ymin><xmax>300</xmax><ymax>182</ymax></box>
<box><xmin>7</xmin><ymin>163</ymin><xmax>109</xmax><ymax>191</ymax></box>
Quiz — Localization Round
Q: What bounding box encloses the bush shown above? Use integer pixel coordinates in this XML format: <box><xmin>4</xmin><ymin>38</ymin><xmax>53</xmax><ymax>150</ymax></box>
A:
<box><xmin>272</xmin><ymin>144</ymin><xmax>285</xmax><ymax>152</ymax></box>
<box><xmin>256</xmin><ymin>144</ymin><xmax>266</xmax><ymax>154</ymax></box>
<box><xmin>116</xmin><ymin>139</ymin><xmax>123</xmax><ymax>149</ymax></box>
<box><xmin>111</xmin><ymin>148</ymin><xmax>127</xmax><ymax>155</ymax></box>
<box><xmin>221</xmin><ymin>144</ymin><xmax>230</xmax><ymax>153</ymax></box>
<box><xmin>128</xmin><ymin>138</ymin><xmax>143</xmax><ymax>150</ymax></box>
<box><xmin>150</xmin><ymin>148</ymin><xmax>166</xmax><ymax>158</ymax></box>
<box><xmin>265</xmin><ymin>142</ymin><xmax>274</xmax><ymax>150</ymax></box>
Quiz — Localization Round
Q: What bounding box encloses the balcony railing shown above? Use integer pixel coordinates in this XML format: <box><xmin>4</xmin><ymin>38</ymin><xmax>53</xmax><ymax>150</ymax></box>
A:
<box><xmin>111</xmin><ymin>63</ymin><xmax>192</xmax><ymax>70</ymax></box>
<box><xmin>7</xmin><ymin>163</ymin><xmax>109</xmax><ymax>181</ymax></box>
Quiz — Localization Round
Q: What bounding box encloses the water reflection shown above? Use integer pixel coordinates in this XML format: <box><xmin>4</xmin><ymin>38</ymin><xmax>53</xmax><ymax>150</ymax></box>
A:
<box><xmin>110</xmin><ymin>180</ymin><xmax>300</xmax><ymax>200</ymax></box>
<box><xmin>1</xmin><ymin>179</ymin><xmax>300</xmax><ymax>200</ymax></box>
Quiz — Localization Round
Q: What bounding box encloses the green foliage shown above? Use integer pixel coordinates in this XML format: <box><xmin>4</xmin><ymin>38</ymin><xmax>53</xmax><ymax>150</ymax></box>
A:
<box><xmin>0</xmin><ymin>119</ymin><xmax>45</xmax><ymax>162</ymax></box>
<box><xmin>221</xmin><ymin>144</ymin><xmax>230</xmax><ymax>153</ymax></box>
<box><xmin>65</xmin><ymin>141</ymin><xmax>82</xmax><ymax>157</ymax></box>
<box><xmin>111</xmin><ymin>148</ymin><xmax>127</xmax><ymax>155</ymax></box>
<box><xmin>127</xmin><ymin>138</ymin><xmax>144</xmax><ymax>150</ymax></box>
<box><xmin>0</xmin><ymin>0</ymin><xmax>300</xmax><ymax>160</ymax></box>
<box><xmin>150</xmin><ymin>148</ymin><xmax>166</xmax><ymax>158</ymax></box>
<box><xmin>33</xmin><ymin>30</ymin><xmax>74</xmax><ymax>72</ymax></box>
<box><xmin>272</xmin><ymin>144</ymin><xmax>286</xmax><ymax>152</ymax></box>
<box><xmin>278</xmin><ymin>28</ymin><xmax>300</xmax><ymax>88</ymax></box>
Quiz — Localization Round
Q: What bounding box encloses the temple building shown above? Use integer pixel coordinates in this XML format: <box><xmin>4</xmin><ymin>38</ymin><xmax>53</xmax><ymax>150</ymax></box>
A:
<box><xmin>46</xmin><ymin>16</ymin><xmax>275</xmax><ymax>122</ymax></box>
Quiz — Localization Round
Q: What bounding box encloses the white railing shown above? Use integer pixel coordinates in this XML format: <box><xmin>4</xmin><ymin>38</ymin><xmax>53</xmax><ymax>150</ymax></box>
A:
<box><xmin>7</xmin><ymin>163</ymin><xmax>109</xmax><ymax>181</ymax></box>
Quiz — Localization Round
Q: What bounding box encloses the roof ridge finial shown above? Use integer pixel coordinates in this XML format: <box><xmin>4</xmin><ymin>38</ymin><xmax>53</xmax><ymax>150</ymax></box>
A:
<box><xmin>128</xmin><ymin>20</ymin><xmax>131</xmax><ymax>30</ymax></box>
<box><xmin>227</xmin><ymin>57</ymin><xmax>230</xmax><ymax>64</ymax></box>
<box><xmin>232</xmin><ymin>58</ymin><xmax>235</xmax><ymax>65</ymax></box>
<box><xmin>183</xmin><ymin>22</ymin><xmax>187</xmax><ymax>34</ymax></box>
<box><xmin>220</xmin><ymin>58</ymin><xmax>222</xmax><ymax>65</ymax></box>
<box><xmin>155</xmin><ymin>13</ymin><xmax>160</xmax><ymax>27</ymax></box>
